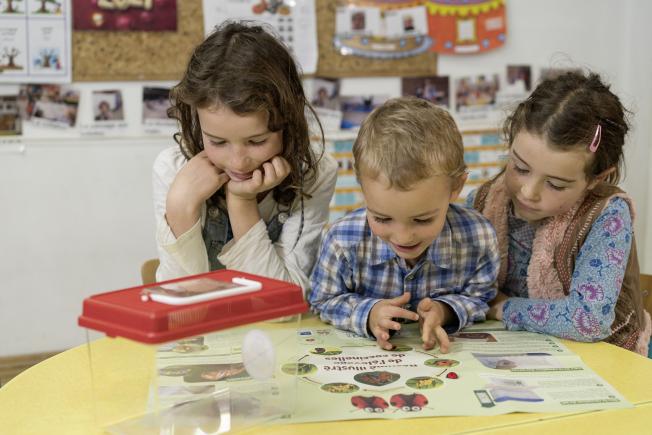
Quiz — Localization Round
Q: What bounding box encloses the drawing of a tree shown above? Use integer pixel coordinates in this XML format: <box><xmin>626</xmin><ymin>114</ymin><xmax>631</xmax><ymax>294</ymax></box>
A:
<box><xmin>40</xmin><ymin>49</ymin><xmax>54</xmax><ymax>68</ymax></box>
<box><xmin>2</xmin><ymin>48</ymin><xmax>20</xmax><ymax>67</ymax></box>
<box><xmin>36</xmin><ymin>0</ymin><xmax>56</xmax><ymax>13</ymax></box>
<box><xmin>3</xmin><ymin>0</ymin><xmax>23</xmax><ymax>13</ymax></box>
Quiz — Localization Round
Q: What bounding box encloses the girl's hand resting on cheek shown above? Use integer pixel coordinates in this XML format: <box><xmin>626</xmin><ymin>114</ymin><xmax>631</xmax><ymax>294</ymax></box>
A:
<box><xmin>166</xmin><ymin>151</ymin><xmax>230</xmax><ymax>237</ymax></box>
<box><xmin>226</xmin><ymin>155</ymin><xmax>291</xmax><ymax>201</ymax></box>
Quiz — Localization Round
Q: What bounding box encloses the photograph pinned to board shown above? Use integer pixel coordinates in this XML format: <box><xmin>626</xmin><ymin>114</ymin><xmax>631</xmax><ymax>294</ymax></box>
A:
<box><xmin>0</xmin><ymin>96</ymin><xmax>22</xmax><ymax>136</ymax></box>
<box><xmin>308</xmin><ymin>77</ymin><xmax>342</xmax><ymax>133</ymax></box>
<box><xmin>17</xmin><ymin>84</ymin><xmax>79</xmax><ymax>128</ymax></box>
<box><xmin>72</xmin><ymin>0</ymin><xmax>177</xmax><ymax>31</ymax></box>
<box><xmin>79</xmin><ymin>89</ymin><xmax>128</xmax><ymax>136</ymax></box>
<box><xmin>142</xmin><ymin>86</ymin><xmax>176</xmax><ymax>135</ymax></box>
<box><xmin>401</xmin><ymin>75</ymin><xmax>450</xmax><ymax>109</ymax></box>
<box><xmin>334</xmin><ymin>1</ymin><xmax>432</xmax><ymax>59</ymax></box>
<box><xmin>93</xmin><ymin>90</ymin><xmax>124</xmax><ymax>122</ymax></box>
<box><xmin>339</xmin><ymin>95</ymin><xmax>389</xmax><ymax>130</ymax></box>
<box><xmin>202</xmin><ymin>0</ymin><xmax>318</xmax><ymax>74</ymax></box>
<box><xmin>453</xmin><ymin>74</ymin><xmax>501</xmax><ymax>124</ymax></box>
<box><xmin>505</xmin><ymin>65</ymin><xmax>531</xmax><ymax>93</ymax></box>
<box><xmin>494</xmin><ymin>65</ymin><xmax>531</xmax><ymax>108</ymax></box>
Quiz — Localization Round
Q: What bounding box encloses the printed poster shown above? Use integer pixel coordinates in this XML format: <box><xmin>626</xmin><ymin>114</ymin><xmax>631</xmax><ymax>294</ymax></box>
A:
<box><xmin>202</xmin><ymin>0</ymin><xmax>318</xmax><ymax>74</ymax></box>
<box><xmin>334</xmin><ymin>1</ymin><xmax>432</xmax><ymax>59</ymax></box>
<box><xmin>72</xmin><ymin>0</ymin><xmax>177</xmax><ymax>31</ymax></box>
<box><xmin>153</xmin><ymin>321</ymin><xmax>631</xmax><ymax>423</ymax></box>
<box><xmin>0</xmin><ymin>0</ymin><xmax>72</xmax><ymax>83</ymax></box>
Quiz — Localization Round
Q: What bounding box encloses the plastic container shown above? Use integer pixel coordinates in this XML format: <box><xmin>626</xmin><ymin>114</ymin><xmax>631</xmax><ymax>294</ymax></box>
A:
<box><xmin>78</xmin><ymin>269</ymin><xmax>308</xmax><ymax>434</ymax></box>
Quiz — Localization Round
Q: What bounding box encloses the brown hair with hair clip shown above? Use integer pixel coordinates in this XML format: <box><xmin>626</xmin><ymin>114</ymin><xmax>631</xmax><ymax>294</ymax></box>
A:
<box><xmin>503</xmin><ymin>71</ymin><xmax>631</xmax><ymax>184</ymax></box>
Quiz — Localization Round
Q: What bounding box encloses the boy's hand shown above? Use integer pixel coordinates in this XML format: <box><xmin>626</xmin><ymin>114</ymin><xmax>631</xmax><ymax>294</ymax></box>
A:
<box><xmin>417</xmin><ymin>298</ymin><xmax>452</xmax><ymax>353</ymax></box>
<box><xmin>226</xmin><ymin>155</ymin><xmax>291</xmax><ymax>201</ymax></box>
<box><xmin>487</xmin><ymin>291</ymin><xmax>509</xmax><ymax>321</ymax></box>
<box><xmin>368</xmin><ymin>292</ymin><xmax>419</xmax><ymax>350</ymax></box>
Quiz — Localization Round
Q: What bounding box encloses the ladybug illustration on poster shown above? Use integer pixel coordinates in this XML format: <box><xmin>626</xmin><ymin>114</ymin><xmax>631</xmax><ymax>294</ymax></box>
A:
<box><xmin>350</xmin><ymin>395</ymin><xmax>389</xmax><ymax>413</ymax></box>
<box><xmin>390</xmin><ymin>393</ymin><xmax>429</xmax><ymax>412</ymax></box>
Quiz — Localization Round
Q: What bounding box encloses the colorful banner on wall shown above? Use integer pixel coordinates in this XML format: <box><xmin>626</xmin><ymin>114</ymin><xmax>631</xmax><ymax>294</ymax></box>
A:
<box><xmin>425</xmin><ymin>0</ymin><xmax>506</xmax><ymax>54</ymax></box>
<box><xmin>334</xmin><ymin>0</ymin><xmax>433</xmax><ymax>59</ymax></box>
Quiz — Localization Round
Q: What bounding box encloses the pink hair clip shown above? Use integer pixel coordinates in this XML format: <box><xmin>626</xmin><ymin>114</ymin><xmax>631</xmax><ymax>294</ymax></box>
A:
<box><xmin>589</xmin><ymin>124</ymin><xmax>602</xmax><ymax>153</ymax></box>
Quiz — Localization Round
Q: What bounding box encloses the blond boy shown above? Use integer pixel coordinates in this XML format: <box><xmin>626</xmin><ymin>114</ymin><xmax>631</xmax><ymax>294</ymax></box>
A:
<box><xmin>309</xmin><ymin>97</ymin><xmax>499</xmax><ymax>352</ymax></box>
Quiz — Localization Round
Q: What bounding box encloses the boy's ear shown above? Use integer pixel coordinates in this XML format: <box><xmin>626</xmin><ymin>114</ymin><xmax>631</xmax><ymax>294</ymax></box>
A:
<box><xmin>449</xmin><ymin>172</ymin><xmax>468</xmax><ymax>203</ymax></box>
<box><xmin>587</xmin><ymin>167</ymin><xmax>616</xmax><ymax>190</ymax></box>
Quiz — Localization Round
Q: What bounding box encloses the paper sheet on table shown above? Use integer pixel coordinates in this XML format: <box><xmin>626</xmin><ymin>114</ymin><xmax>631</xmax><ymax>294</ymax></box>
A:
<box><xmin>153</xmin><ymin>321</ymin><xmax>631</xmax><ymax>422</ymax></box>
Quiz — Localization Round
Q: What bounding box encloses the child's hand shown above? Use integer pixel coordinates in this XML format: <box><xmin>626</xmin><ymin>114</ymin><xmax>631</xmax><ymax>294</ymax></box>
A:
<box><xmin>166</xmin><ymin>151</ymin><xmax>230</xmax><ymax>236</ymax></box>
<box><xmin>487</xmin><ymin>291</ymin><xmax>509</xmax><ymax>321</ymax></box>
<box><xmin>368</xmin><ymin>292</ymin><xmax>419</xmax><ymax>350</ymax></box>
<box><xmin>226</xmin><ymin>155</ymin><xmax>291</xmax><ymax>201</ymax></box>
<box><xmin>170</xmin><ymin>150</ymin><xmax>230</xmax><ymax>207</ymax></box>
<box><xmin>417</xmin><ymin>298</ymin><xmax>451</xmax><ymax>353</ymax></box>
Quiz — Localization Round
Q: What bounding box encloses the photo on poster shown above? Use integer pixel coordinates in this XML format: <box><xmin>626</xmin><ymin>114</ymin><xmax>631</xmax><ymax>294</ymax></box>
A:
<box><xmin>401</xmin><ymin>76</ymin><xmax>450</xmax><ymax>109</ymax></box>
<box><xmin>17</xmin><ymin>84</ymin><xmax>79</xmax><ymax>127</ymax></box>
<box><xmin>335</xmin><ymin>6</ymin><xmax>382</xmax><ymax>35</ymax></box>
<box><xmin>311</xmin><ymin>78</ymin><xmax>340</xmax><ymax>111</ymax></box>
<box><xmin>159</xmin><ymin>363</ymin><xmax>250</xmax><ymax>384</ymax></box>
<box><xmin>472</xmin><ymin>353</ymin><xmax>562</xmax><ymax>370</ymax></box>
<box><xmin>383</xmin><ymin>6</ymin><xmax>428</xmax><ymax>37</ymax></box>
<box><xmin>308</xmin><ymin>77</ymin><xmax>342</xmax><ymax>132</ymax></box>
<box><xmin>506</xmin><ymin>65</ymin><xmax>531</xmax><ymax>94</ymax></box>
<box><xmin>339</xmin><ymin>95</ymin><xmax>389</xmax><ymax>129</ymax></box>
<box><xmin>142</xmin><ymin>86</ymin><xmax>171</xmax><ymax>122</ymax></box>
<box><xmin>0</xmin><ymin>95</ymin><xmax>22</xmax><ymax>135</ymax></box>
<box><xmin>92</xmin><ymin>90</ymin><xmax>124</xmax><ymax>122</ymax></box>
<box><xmin>454</xmin><ymin>74</ymin><xmax>500</xmax><ymax>112</ymax></box>
<box><xmin>73</xmin><ymin>0</ymin><xmax>177</xmax><ymax>31</ymax></box>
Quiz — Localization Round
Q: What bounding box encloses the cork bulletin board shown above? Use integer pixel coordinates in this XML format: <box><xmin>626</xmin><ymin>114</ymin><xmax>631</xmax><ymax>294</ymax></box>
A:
<box><xmin>72</xmin><ymin>0</ymin><xmax>436</xmax><ymax>81</ymax></box>
<box><xmin>72</xmin><ymin>0</ymin><xmax>204</xmax><ymax>82</ymax></box>
<box><xmin>314</xmin><ymin>0</ymin><xmax>438</xmax><ymax>78</ymax></box>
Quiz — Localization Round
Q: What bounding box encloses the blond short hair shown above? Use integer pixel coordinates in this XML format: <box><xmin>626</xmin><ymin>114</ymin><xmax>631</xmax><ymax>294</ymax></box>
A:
<box><xmin>353</xmin><ymin>97</ymin><xmax>466</xmax><ymax>190</ymax></box>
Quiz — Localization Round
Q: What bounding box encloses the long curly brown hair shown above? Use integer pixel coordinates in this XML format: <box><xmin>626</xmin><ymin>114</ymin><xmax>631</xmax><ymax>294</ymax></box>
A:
<box><xmin>168</xmin><ymin>21</ymin><xmax>323</xmax><ymax>208</ymax></box>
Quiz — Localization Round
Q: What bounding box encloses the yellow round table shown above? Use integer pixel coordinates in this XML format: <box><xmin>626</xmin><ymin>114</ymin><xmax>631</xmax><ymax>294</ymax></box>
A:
<box><xmin>2</xmin><ymin>320</ymin><xmax>652</xmax><ymax>434</ymax></box>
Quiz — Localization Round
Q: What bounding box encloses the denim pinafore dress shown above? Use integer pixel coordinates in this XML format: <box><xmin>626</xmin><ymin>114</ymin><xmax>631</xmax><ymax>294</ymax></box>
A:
<box><xmin>202</xmin><ymin>200</ymin><xmax>287</xmax><ymax>270</ymax></box>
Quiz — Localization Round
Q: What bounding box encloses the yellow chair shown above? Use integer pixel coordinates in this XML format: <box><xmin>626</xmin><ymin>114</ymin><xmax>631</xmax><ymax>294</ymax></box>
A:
<box><xmin>641</xmin><ymin>273</ymin><xmax>652</xmax><ymax>358</ymax></box>
<box><xmin>642</xmin><ymin>273</ymin><xmax>652</xmax><ymax>319</ymax></box>
<box><xmin>140</xmin><ymin>259</ymin><xmax>160</xmax><ymax>285</ymax></box>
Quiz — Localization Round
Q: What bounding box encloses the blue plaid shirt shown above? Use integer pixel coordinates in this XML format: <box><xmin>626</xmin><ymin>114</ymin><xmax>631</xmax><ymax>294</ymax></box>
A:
<box><xmin>309</xmin><ymin>204</ymin><xmax>499</xmax><ymax>338</ymax></box>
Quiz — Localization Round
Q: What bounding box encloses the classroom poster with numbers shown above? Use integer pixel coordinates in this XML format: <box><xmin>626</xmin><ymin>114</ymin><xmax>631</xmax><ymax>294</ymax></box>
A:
<box><xmin>0</xmin><ymin>0</ymin><xmax>71</xmax><ymax>83</ymax></box>
<box><xmin>202</xmin><ymin>0</ymin><xmax>318</xmax><ymax>74</ymax></box>
<box><xmin>153</xmin><ymin>322</ymin><xmax>630</xmax><ymax>423</ymax></box>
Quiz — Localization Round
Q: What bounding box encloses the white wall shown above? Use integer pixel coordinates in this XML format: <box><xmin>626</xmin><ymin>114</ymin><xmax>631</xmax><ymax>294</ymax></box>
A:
<box><xmin>2</xmin><ymin>0</ymin><xmax>651</xmax><ymax>356</ymax></box>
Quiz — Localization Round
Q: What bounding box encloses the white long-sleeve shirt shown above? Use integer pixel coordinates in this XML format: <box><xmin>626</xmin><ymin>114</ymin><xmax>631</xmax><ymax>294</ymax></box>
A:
<box><xmin>152</xmin><ymin>146</ymin><xmax>337</xmax><ymax>293</ymax></box>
